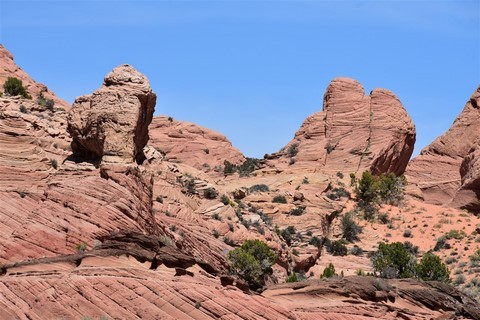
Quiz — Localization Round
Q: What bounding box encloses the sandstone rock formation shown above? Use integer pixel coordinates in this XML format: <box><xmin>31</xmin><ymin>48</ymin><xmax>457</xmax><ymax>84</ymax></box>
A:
<box><xmin>149</xmin><ymin>116</ymin><xmax>246</xmax><ymax>172</ymax></box>
<box><xmin>0</xmin><ymin>45</ymin><xmax>69</xmax><ymax>110</ymax></box>
<box><xmin>67</xmin><ymin>65</ymin><xmax>156</xmax><ymax>163</ymax></box>
<box><xmin>406</xmin><ymin>85</ymin><xmax>480</xmax><ymax>211</ymax></box>
<box><xmin>271</xmin><ymin>78</ymin><xmax>415</xmax><ymax>176</ymax></box>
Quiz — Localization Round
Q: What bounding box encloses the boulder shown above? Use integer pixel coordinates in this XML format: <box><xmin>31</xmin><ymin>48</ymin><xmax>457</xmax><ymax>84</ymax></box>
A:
<box><xmin>273</xmin><ymin>78</ymin><xmax>415</xmax><ymax>176</ymax></box>
<box><xmin>67</xmin><ymin>65</ymin><xmax>156</xmax><ymax>163</ymax></box>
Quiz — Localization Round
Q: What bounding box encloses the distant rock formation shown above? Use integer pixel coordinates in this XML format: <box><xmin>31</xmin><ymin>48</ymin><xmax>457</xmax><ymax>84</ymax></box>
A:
<box><xmin>67</xmin><ymin>65</ymin><xmax>156</xmax><ymax>163</ymax></box>
<box><xmin>407</xmin><ymin>85</ymin><xmax>480</xmax><ymax>211</ymax></box>
<box><xmin>149</xmin><ymin>116</ymin><xmax>246</xmax><ymax>172</ymax></box>
<box><xmin>272</xmin><ymin>78</ymin><xmax>415</xmax><ymax>175</ymax></box>
<box><xmin>0</xmin><ymin>45</ymin><xmax>70</xmax><ymax>110</ymax></box>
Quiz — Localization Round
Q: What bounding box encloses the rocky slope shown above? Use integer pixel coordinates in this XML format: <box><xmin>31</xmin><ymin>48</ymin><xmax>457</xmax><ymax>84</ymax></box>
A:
<box><xmin>269</xmin><ymin>78</ymin><xmax>415</xmax><ymax>176</ymax></box>
<box><xmin>406</xmin><ymin>85</ymin><xmax>480</xmax><ymax>211</ymax></box>
<box><xmin>149</xmin><ymin>116</ymin><xmax>246</xmax><ymax>173</ymax></box>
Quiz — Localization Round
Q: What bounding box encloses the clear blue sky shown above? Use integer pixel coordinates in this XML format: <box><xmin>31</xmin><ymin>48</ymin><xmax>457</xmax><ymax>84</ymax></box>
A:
<box><xmin>1</xmin><ymin>1</ymin><xmax>479</xmax><ymax>158</ymax></box>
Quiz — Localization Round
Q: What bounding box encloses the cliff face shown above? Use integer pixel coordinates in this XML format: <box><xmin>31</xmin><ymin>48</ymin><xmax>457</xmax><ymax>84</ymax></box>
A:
<box><xmin>271</xmin><ymin>78</ymin><xmax>416</xmax><ymax>176</ymax></box>
<box><xmin>406</xmin><ymin>85</ymin><xmax>480</xmax><ymax>211</ymax></box>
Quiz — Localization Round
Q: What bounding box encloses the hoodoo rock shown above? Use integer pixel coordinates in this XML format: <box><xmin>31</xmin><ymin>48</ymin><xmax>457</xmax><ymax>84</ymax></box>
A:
<box><xmin>67</xmin><ymin>65</ymin><xmax>156</xmax><ymax>163</ymax></box>
<box><xmin>273</xmin><ymin>78</ymin><xmax>416</xmax><ymax>176</ymax></box>
<box><xmin>407</xmin><ymin>85</ymin><xmax>480</xmax><ymax>211</ymax></box>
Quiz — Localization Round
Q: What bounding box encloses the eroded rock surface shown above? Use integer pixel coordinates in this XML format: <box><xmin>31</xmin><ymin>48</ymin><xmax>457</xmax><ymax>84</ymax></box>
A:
<box><xmin>149</xmin><ymin>116</ymin><xmax>245</xmax><ymax>173</ymax></box>
<box><xmin>67</xmin><ymin>65</ymin><xmax>156</xmax><ymax>163</ymax></box>
<box><xmin>271</xmin><ymin>78</ymin><xmax>415</xmax><ymax>176</ymax></box>
<box><xmin>406</xmin><ymin>85</ymin><xmax>480</xmax><ymax>210</ymax></box>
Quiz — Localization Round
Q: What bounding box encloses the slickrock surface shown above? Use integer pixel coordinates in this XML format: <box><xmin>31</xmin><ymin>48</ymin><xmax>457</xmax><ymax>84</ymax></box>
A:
<box><xmin>149</xmin><ymin>116</ymin><xmax>246</xmax><ymax>172</ymax></box>
<box><xmin>406</xmin><ymin>85</ymin><xmax>480</xmax><ymax>211</ymax></box>
<box><xmin>67</xmin><ymin>65</ymin><xmax>156</xmax><ymax>163</ymax></box>
<box><xmin>0</xmin><ymin>45</ymin><xmax>69</xmax><ymax>110</ymax></box>
<box><xmin>271</xmin><ymin>78</ymin><xmax>415</xmax><ymax>176</ymax></box>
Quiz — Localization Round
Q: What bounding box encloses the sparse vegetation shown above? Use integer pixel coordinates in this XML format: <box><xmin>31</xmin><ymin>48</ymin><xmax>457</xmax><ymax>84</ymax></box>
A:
<box><xmin>272</xmin><ymin>195</ymin><xmax>287</xmax><ymax>204</ymax></box>
<box><xmin>50</xmin><ymin>159</ymin><xmax>58</xmax><ymax>169</ymax></box>
<box><xmin>249</xmin><ymin>184</ymin><xmax>269</xmax><ymax>193</ymax></box>
<box><xmin>321</xmin><ymin>263</ymin><xmax>336</xmax><ymax>278</ymax></box>
<box><xmin>341</xmin><ymin>212</ymin><xmax>362</xmax><ymax>242</ymax></box>
<box><xmin>3</xmin><ymin>77</ymin><xmax>31</xmax><ymax>99</ymax></box>
<box><xmin>325</xmin><ymin>239</ymin><xmax>348</xmax><ymax>256</ymax></box>
<box><xmin>227</xmin><ymin>239</ymin><xmax>277</xmax><ymax>288</ymax></box>
<box><xmin>287</xmin><ymin>143</ymin><xmax>299</xmax><ymax>157</ymax></box>
<box><xmin>289</xmin><ymin>207</ymin><xmax>305</xmax><ymax>216</ymax></box>
<box><xmin>203</xmin><ymin>187</ymin><xmax>218</xmax><ymax>199</ymax></box>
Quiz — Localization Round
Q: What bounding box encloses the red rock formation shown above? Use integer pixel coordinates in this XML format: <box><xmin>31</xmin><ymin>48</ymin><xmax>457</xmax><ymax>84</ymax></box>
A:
<box><xmin>0</xmin><ymin>45</ymin><xmax>69</xmax><ymax>110</ymax></box>
<box><xmin>67</xmin><ymin>65</ymin><xmax>156</xmax><ymax>163</ymax></box>
<box><xmin>272</xmin><ymin>78</ymin><xmax>415</xmax><ymax>176</ymax></box>
<box><xmin>149</xmin><ymin>116</ymin><xmax>246</xmax><ymax>172</ymax></box>
<box><xmin>406</xmin><ymin>85</ymin><xmax>480</xmax><ymax>210</ymax></box>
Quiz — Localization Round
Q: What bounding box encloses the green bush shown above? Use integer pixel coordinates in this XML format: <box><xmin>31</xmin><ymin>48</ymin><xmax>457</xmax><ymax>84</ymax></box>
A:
<box><xmin>237</xmin><ymin>158</ymin><xmax>261</xmax><ymax>177</ymax></box>
<box><xmin>3</xmin><ymin>77</ymin><xmax>31</xmax><ymax>99</ymax></box>
<box><xmin>220</xmin><ymin>194</ymin><xmax>230</xmax><ymax>205</ymax></box>
<box><xmin>287</xmin><ymin>143</ymin><xmax>299</xmax><ymax>157</ymax></box>
<box><xmin>272</xmin><ymin>195</ymin><xmax>287</xmax><ymax>204</ymax></box>
<box><xmin>281</xmin><ymin>226</ymin><xmax>296</xmax><ymax>245</ymax></box>
<box><xmin>325</xmin><ymin>239</ymin><xmax>348</xmax><ymax>256</ymax></box>
<box><xmin>321</xmin><ymin>263</ymin><xmax>336</xmax><ymax>278</ymax></box>
<box><xmin>249</xmin><ymin>184</ymin><xmax>269</xmax><ymax>193</ymax></box>
<box><xmin>341</xmin><ymin>212</ymin><xmax>362</xmax><ymax>242</ymax></box>
<box><xmin>371</xmin><ymin>242</ymin><xmax>416</xmax><ymax>279</ymax></box>
<box><xmin>223</xmin><ymin>160</ymin><xmax>236</xmax><ymax>175</ymax></box>
<box><xmin>289</xmin><ymin>207</ymin><xmax>305</xmax><ymax>216</ymax></box>
<box><xmin>416</xmin><ymin>252</ymin><xmax>450</xmax><ymax>282</ymax></box>
<box><xmin>377</xmin><ymin>173</ymin><xmax>405</xmax><ymax>205</ymax></box>
<box><xmin>286</xmin><ymin>272</ymin><xmax>298</xmax><ymax>283</ymax></box>
<box><xmin>203</xmin><ymin>187</ymin><xmax>218</xmax><ymax>199</ymax></box>
<box><xmin>228</xmin><ymin>239</ymin><xmax>277</xmax><ymax>288</ymax></box>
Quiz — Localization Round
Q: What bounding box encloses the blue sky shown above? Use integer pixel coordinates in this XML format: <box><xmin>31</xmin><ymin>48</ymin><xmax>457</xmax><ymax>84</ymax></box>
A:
<box><xmin>1</xmin><ymin>0</ymin><xmax>478</xmax><ymax>158</ymax></box>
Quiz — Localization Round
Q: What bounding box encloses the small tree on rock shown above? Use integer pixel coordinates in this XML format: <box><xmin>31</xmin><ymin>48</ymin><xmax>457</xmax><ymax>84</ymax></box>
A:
<box><xmin>3</xmin><ymin>77</ymin><xmax>31</xmax><ymax>99</ymax></box>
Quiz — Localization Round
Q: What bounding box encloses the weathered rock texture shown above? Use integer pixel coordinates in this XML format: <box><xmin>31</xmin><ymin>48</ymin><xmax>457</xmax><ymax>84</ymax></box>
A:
<box><xmin>0</xmin><ymin>45</ymin><xmax>69</xmax><ymax>110</ymax></box>
<box><xmin>272</xmin><ymin>78</ymin><xmax>415</xmax><ymax>176</ymax></box>
<box><xmin>406</xmin><ymin>85</ymin><xmax>480</xmax><ymax>211</ymax></box>
<box><xmin>67</xmin><ymin>65</ymin><xmax>156</xmax><ymax>163</ymax></box>
<box><xmin>149</xmin><ymin>116</ymin><xmax>246</xmax><ymax>172</ymax></box>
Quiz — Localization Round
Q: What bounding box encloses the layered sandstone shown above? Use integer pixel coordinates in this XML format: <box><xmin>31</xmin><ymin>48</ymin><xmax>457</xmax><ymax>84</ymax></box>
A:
<box><xmin>149</xmin><ymin>116</ymin><xmax>246</xmax><ymax>172</ymax></box>
<box><xmin>67</xmin><ymin>65</ymin><xmax>156</xmax><ymax>163</ymax></box>
<box><xmin>272</xmin><ymin>78</ymin><xmax>415</xmax><ymax>176</ymax></box>
<box><xmin>406</xmin><ymin>85</ymin><xmax>480</xmax><ymax>210</ymax></box>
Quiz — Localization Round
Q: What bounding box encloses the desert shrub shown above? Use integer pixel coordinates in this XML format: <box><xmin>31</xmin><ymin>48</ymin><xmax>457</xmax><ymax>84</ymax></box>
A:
<box><xmin>286</xmin><ymin>272</ymin><xmax>298</xmax><ymax>283</ymax></box>
<box><xmin>287</xmin><ymin>143</ymin><xmax>299</xmax><ymax>157</ymax></box>
<box><xmin>224</xmin><ymin>236</ymin><xmax>235</xmax><ymax>246</ymax></box>
<box><xmin>403</xmin><ymin>229</ymin><xmax>413</xmax><ymax>238</ymax></box>
<box><xmin>453</xmin><ymin>274</ymin><xmax>466</xmax><ymax>285</ymax></box>
<box><xmin>272</xmin><ymin>195</ymin><xmax>287</xmax><ymax>204</ymax></box>
<box><xmin>434</xmin><ymin>236</ymin><xmax>448</xmax><ymax>251</ymax></box>
<box><xmin>184</xmin><ymin>178</ymin><xmax>196</xmax><ymax>194</ymax></box>
<box><xmin>470</xmin><ymin>248</ymin><xmax>480</xmax><ymax>263</ymax></box>
<box><xmin>213</xmin><ymin>229</ymin><xmax>219</xmax><ymax>238</ymax></box>
<box><xmin>302</xmin><ymin>177</ymin><xmax>309</xmax><ymax>184</ymax></box>
<box><xmin>220</xmin><ymin>194</ymin><xmax>230</xmax><ymax>205</ymax></box>
<box><xmin>356</xmin><ymin>171</ymin><xmax>379</xmax><ymax>206</ymax></box>
<box><xmin>445</xmin><ymin>230</ymin><xmax>467</xmax><ymax>240</ymax></box>
<box><xmin>378</xmin><ymin>213</ymin><xmax>390</xmax><ymax>224</ymax></box>
<box><xmin>341</xmin><ymin>212</ymin><xmax>362</xmax><ymax>242</ymax></box>
<box><xmin>249</xmin><ymin>184</ymin><xmax>269</xmax><ymax>193</ymax></box>
<box><xmin>321</xmin><ymin>263</ymin><xmax>336</xmax><ymax>278</ymax></box>
<box><xmin>336</xmin><ymin>171</ymin><xmax>344</xmax><ymax>179</ymax></box>
<box><xmin>281</xmin><ymin>226</ymin><xmax>296</xmax><ymax>245</ymax></box>
<box><xmin>377</xmin><ymin>173</ymin><xmax>405</xmax><ymax>205</ymax></box>
<box><xmin>228</xmin><ymin>239</ymin><xmax>277</xmax><ymax>288</ymax></box>
<box><xmin>309</xmin><ymin>236</ymin><xmax>322</xmax><ymax>247</ymax></box>
<box><xmin>50</xmin><ymin>159</ymin><xmax>58</xmax><ymax>169</ymax></box>
<box><xmin>223</xmin><ymin>160</ymin><xmax>236</xmax><ymax>176</ymax></box>
<box><xmin>327</xmin><ymin>187</ymin><xmax>351</xmax><ymax>200</ymax></box>
<box><xmin>289</xmin><ymin>207</ymin><xmax>305</xmax><ymax>216</ymax></box>
<box><xmin>350</xmin><ymin>245</ymin><xmax>363</xmax><ymax>256</ymax></box>
<box><xmin>403</xmin><ymin>241</ymin><xmax>419</xmax><ymax>256</ymax></box>
<box><xmin>3</xmin><ymin>77</ymin><xmax>31</xmax><ymax>99</ymax></box>
<box><xmin>237</xmin><ymin>158</ymin><xmax>261</xmax><ymax>177</ymax></box>
<box><xmin>203</xmin><ymin>187</ymin><xmax>218</xmax><ymax>199</ymax></box>
<box><xmin>416</xmin><ymin>252</ymin><xmax>450</xmax><ymax>283</ymax></box>
<box><xmin>325</xmin><ymin>239</ymin><xmax>348</xmax><ymax>256</ymax></box>
<box><xmin>19</xmin><ymin>105</ymin><xmax>28</xmax><ymax>113</ymax></box>
<box><xmin>325</xmin><ymin>143</ymin><xmax>334</xmax><ymax>154</ymax></box>
<box><xmin>371</xmin><ymin>242</ymin><xmax>416</xmax><ymax>279</ymax></box>
<box><xmin>156</xmin><ymin>195</ymin><xmax>163</xmax><ymax>203</ymax></box>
